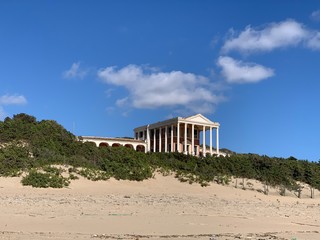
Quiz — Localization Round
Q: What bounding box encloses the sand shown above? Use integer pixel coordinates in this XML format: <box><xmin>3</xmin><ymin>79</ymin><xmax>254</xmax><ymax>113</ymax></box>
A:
<box><xmin>0</xmin><ymin>173</ymin><xmax>319</xmax><ymax>240</ymax></box>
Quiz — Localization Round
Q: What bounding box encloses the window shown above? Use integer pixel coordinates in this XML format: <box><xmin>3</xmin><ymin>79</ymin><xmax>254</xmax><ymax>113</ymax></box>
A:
<box><xmin>194</xmin><ymin>130</ymin><xmax>198</xmax><ymax>139</ymax></box>
<box><xmin>139</xmin><ymin>131</ymin><xmax>143</xmax><ymax>138</ymax></box>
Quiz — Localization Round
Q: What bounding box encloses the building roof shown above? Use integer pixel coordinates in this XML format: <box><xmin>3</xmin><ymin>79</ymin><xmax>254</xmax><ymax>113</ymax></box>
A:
<box><xmin>134</xmin><ymin>114</ymin><xmax>219</xmax><ymax>131</ymax></box>
<box><xmin>80</xmin><ymin>136</ymin><xmax>145</xmax><ymax>144</ymax></box>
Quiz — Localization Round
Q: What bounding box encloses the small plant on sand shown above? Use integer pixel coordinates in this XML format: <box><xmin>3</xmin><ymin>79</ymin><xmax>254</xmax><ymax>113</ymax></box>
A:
<box><xmin>214</xmin><ymin>175</ymin><xmax>231</xmax><ymax>186</ymax></box>
<box><xmin>68</xmin><ymin>173</ymin><xmax>79</xmax><ymax>180</ymax></box>
<box><xmin>157</xmin><ymin>167</ymin><xmax>172</xmax><ymax>176</ymax></box>
<box><xmin>246</xmin><ymin>181</ymin><xmax>254</xmax><ymax>190</ymax></box>
<box><xmin>200</xmin><ymin>180</ymin><xmax>210</xmax><ymax>187</ymax></box>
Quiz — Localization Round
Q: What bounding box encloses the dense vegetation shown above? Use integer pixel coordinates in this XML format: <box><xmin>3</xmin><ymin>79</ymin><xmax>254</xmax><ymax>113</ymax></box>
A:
<box><xmin>1</xmin><ymin>113</ymin><xmax>320</xmax><ymax>198</ymax></box>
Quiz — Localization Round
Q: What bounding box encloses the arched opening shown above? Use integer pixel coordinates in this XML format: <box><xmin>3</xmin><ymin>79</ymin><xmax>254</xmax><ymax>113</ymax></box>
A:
<box><xmin>112</xmin><ymin>143</ymin><xmax>121</xmax><ymax>147</ymax></box>
<box><xmin>136</xmin><ymin>145</ymin><xmax>145</xmax><ymax>152</ymax></box>
<box><xmin>124</xmin><ymin>144</ymin><xmax>134</xmax><ymax>149</ymax></box>
<box><xmin>99</xmin><ymin>142</ymin><xmax>109</xmax><ymax>147</ymax></box>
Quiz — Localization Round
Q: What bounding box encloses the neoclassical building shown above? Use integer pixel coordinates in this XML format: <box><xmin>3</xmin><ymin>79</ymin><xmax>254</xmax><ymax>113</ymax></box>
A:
<box><xmin>81</xmin><ymin>114</ymin><xmax>222</xmax><ymax>157</ymax></box>
<box><xmin>134</xmin><ymin>114</ymin><xmax>220</xmax><ymax>157</ymax></box>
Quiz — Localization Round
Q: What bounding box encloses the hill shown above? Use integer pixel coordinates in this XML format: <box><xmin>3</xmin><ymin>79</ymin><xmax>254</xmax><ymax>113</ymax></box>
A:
<box><xmin>0</xmin><ymin>113</ymin><xmax>320</xmax><ymax>199</ymax></box>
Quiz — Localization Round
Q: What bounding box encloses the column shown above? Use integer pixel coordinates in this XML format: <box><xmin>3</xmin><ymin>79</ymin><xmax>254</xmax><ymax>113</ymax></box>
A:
<box><xmin>142</xmin><ymin>130</ymin><xmax>145</xmax><ymax>140</ymax></box>
<box><xmin>210</xmin><ymin>127</ymin><xmax>213</xmax><ymax>156</ymax></box>
<box><xmin>159</xmin><ymin>127</ymin><xmax>162</xmax><ymax>152</ymax></box>
<box><xmin>216</xmin><ymin>127</ymin><xmax>219</xmax><ymax>155</ymax></box>
<box><xmin>153</xmin><ymin>129</ymin><xmax>156</xmax><ymax>152</ymax></box>
<box><xmin>171</xmin><ymin>124</ymin><xmax>174</xmax><ymax>152</ymax></box>
<box><xmin>165</xmin><ymin>126</ymin><xmax>168</xmax><ymax>152</ymax></box>
<box><xmin>191</xmin><ymin>124</ymin><xmax>194</xmax><ymax>155</ymax></box>
<box><xmin>202</xmin><ymin>125</ymin><xmax>206</xmax><ymax>157</ymax></box>
<box><xmin>177</xmin><ymin>122</ymin><xmax>180</xmax><ymax>152</ymax></box>
<box><xmin>184</xmin><ymin>123</ymin><xmax>187</xmax><ymax>154</ymax></box>
<box><xmin>147</xmin><ymin>126</ymin><xmax>150</xmax><ymax>152</ymax></box>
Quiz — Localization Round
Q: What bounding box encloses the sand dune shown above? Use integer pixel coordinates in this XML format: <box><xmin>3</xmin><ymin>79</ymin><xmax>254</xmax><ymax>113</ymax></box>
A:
<box><xmin>0</xmin><ymin>173</ymin><xmax>319</xmax><ymax>240</ymax></box>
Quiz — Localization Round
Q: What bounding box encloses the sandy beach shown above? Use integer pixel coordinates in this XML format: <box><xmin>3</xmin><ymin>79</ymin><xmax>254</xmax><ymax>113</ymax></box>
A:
<box><xmin>0</xmin><ymin>173</ymin><xmax>319</xmax><ymax>240</ymax></box>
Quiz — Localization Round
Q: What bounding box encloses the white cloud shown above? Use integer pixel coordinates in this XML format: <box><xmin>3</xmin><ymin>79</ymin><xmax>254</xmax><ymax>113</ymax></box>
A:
<box><xmin>0</xmin><ymin>106</ymin><xmax>7</xmax><ymax>120</ymax></box>
<box><xmin>0</xmin><ymin>94</ymin><xmax>27</xmax><ymax>105</ymax></box>
<box><xmin>311</xmin><ymin>10</ymin><xmax>320</xmax><ymax>22</ymax></box>
<box><xmin>222</xmin><ymin>19</ymin><xmax>309</xmax><ymax>53</ymax></box>
<box><xmin>0</xmin><ymin>94</ymin><xmax>27</xmax><ymax>119</ymax></box>
<box><xmin>98</xmin><ymin>65</ymin><xmax>224</xmax><ymax>114</ymax></box>
<box><xmin>116</xmin><ymin>97</ymin><xmax>129</xmax><ymax>107</ymax></box>
<box><xmin>217</xmin><ymin>56</ymin><xmax>274</xmax><ymax>84</ymax></box>
<box><xmin>63</xmin><ymin>62</ymin><xmax>88</xmax><ymax>79</ymax></box>
<box><xmin>307</xmin><ymin>32</ymin><xmax>320</xmax><ymax>50</ymax></box>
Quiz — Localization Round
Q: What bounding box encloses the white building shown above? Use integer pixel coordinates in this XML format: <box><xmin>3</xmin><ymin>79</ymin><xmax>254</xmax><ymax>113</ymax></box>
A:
<box><xmin>134</xmin><ymin>114</ymin><xmax>220</xmax><ymax>157</ymax></box>
<box><xmin>81</xmin><ymin>114</ymin><xmax>223</xmax><ymax>157</ymax></box>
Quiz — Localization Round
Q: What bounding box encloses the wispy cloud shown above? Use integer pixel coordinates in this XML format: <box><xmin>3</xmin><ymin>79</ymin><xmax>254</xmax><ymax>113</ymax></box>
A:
<box><xmin>0</xmin><ymin>94</ymin><xmax>27</xmax><ymax>120</ymax></box>
<box><xmin>311</xmin><ymin>10</ymin><xmax>320</xmax><ymax>22</ymax></box>
<box><xmin>217</xmin><ymin>56</ymin><xmax>274</xmax><ymax>84</ymax></box>
<box><xmin>0</xmin><ymin>106</ymin><xmax>7</xmax><ymax>120</ymax></box>
<box><xmin>307</xmin><ymin>32</ymin><xmax>320</xmax><ymax>50</ymax></box>
<box><xmin>63</xmin><ymin>62</ymin><xmax>88</xmax><ymax>79</ymax></box>
<box><xmin>222</xmin><ymin>19</ymin><xmax>309</xmax><ymax>54</ymax></box>
<box><xmin>98</xmin><ymin>64</ymin><xmax>224</xmax><ymax>114</ymax></box>
<box><xmin>0</xmin><ymin>94</ymin><xmax>27</xmax><ymax>105</ymax></box>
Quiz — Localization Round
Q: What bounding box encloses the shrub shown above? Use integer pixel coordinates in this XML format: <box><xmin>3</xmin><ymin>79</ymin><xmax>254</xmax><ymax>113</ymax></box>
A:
<box><xmin>68</xmin><ymin>173</ymin><xmax>79</xmax><ymax>180</ymax></box>
<box><xmin>42</xmin><ymin>165</ymin><xmax>63</xmax><ymax>175</ymax></box>
<box><xmin>75</xmin><ymin>168</ymin><xmax>110</xmax><ymax>181</ymax></box>
<box><xmin>21</xmin><ymin>170</ymin><xmax>70</xmax><ymax>188</ymax></box>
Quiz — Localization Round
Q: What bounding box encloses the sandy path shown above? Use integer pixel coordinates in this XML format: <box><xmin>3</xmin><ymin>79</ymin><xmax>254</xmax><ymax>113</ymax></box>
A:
<box><xmin>0</xmin><ymin>174</ymin><xmax>319</xmax><ymax>239</ymax></box>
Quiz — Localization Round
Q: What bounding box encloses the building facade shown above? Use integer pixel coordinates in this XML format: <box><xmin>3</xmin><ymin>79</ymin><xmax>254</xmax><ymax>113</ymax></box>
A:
<box><xmin>79</xmin><ymin>136</ymin><xmax>146</xmax><ymax>152</ymax></box>
<box><xmin>81</xmin><ymin>114</ymin><xmax>222</xmax><ymax>157</ymax></box>
<box><xmin>134</xmin><ymin>114</ymin><xmax>220</xmax><ymax>157</ymax></box>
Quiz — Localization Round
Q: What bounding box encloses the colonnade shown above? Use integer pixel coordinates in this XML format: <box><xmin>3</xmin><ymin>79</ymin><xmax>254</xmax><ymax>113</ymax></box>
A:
<box><xmin>144</xmin><ymin>121</ymin><xmax>219</xmax><ymax>156</ymax></box>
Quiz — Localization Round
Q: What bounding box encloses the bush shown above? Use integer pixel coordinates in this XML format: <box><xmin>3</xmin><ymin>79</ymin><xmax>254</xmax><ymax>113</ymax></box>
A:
<box><xmin>21</xmin><ymin>170</ymin><xmax>70</xmax><ymax>188</ymax></box>
<box><xmin>0</xmin><ymin>142</ymin><xmax>32</xmax><ymax>176</ymax></box>
<box><xmin>42</xmin><ymin>165</ymin><xmax>63</xmax><ymax>175</ymax></box>
<box><xmin>75</xmin><ymin>168</ymin><xmax>110</xmax><ymax>181</ymax></box>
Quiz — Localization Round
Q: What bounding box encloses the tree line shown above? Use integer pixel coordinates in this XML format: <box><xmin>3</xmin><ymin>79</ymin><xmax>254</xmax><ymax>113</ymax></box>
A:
<box><xmin>0</xmin><ymin>113</ymin><xmax>320</xmax><ymax>197</ymax></box>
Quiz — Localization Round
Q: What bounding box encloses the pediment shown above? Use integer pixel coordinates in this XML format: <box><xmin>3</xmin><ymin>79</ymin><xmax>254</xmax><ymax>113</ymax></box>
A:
<box><xmin>184</xmin><ymin>114</ymin><xmax>214</xmax><ymax>124</ymax></box>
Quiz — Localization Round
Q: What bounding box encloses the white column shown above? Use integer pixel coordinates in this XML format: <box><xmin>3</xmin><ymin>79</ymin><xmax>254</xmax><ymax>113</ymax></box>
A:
<box><xmin>159</xmin><ymin>127</ymin><xmax>162</xmax><ymax>152</ymax></box>
<box><xmin>216</xmin><ymin>127</ymin><xmax>220</xmax><ymax>155</ymax></box>
<box><xmin>165</xmin><ymin>126</ymin><xmax>168</xmax><ymax>152</ymax></box>
<box><xmin>171</xmin><ymin>124</ymin><xmax>174</xmax><ymax>152</ymax></box>
<box><xmin>191</xmin><ymin>124</ymin><xmax>194</xmax><ymax>155</ymax></box>
<box><xmin>184</xmin><ymin>123</ymin><xmax>187</xmax><ymax>154</ymax></box>
<box><xmin>153</xmin><ymin>129</ymin><xmax>156</xmax><ymax>152</ymax></box>
<box><xmin>202</xmin><ymin>125</ymin><xmax>206</xmax><ymax>157</ymax></box>
<box><xmin>210</xmin><ymin>127</ymin><xmax>213</xmax><ymax>156</ymax></box>
<box><xmin>147</xmin><ymin>126</ymin><xmax>150</xmax><ymax>152</ymax></box>
<box><xmin>177</xmin><ymin>122</ymin><xmax>180</xmax><ymax>153</ymax></box>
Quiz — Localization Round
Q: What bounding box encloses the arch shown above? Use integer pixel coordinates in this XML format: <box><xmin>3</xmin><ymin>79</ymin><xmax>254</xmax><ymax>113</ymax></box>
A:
<box><xmin>136</xmin><ymin>145</ymin><xmax>145</xmax><ymax>152</ymax></box>
<box><xmin>99</xmin><ymin>142</ymin><xmax>109</xmax><ymax>147</ymax></box>
<box><xmin>124</xmin><ymin>144</ymin><xmax>134</xmax><ymax>149</ymax></box>
<box><xmin>112</xmin><ymin>143</ymin><xmax>121</xmax><ymax>147</ymax></box>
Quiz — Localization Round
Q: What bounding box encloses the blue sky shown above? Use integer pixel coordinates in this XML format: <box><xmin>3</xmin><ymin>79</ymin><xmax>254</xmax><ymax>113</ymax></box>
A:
<box><xmin>1</xmin><ymin>1</ymin><xmax>320</xmax><ymax>161</ymax></box>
